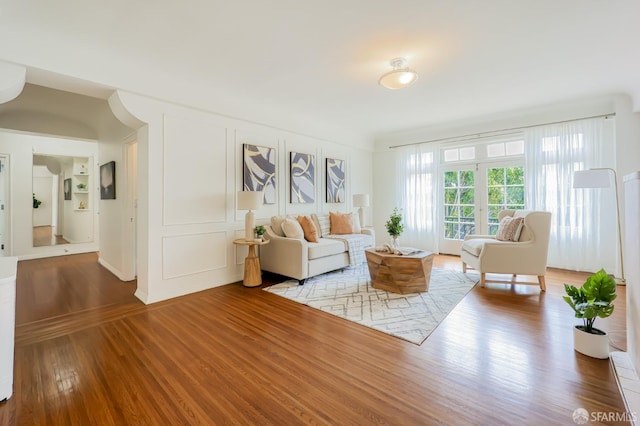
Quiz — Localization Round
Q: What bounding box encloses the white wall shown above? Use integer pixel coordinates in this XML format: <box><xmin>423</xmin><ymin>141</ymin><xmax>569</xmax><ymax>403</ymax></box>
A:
<box><xmin>0</xmin><ymin>130</ymin><xmax>99</xmax><ymax>258</ymax></box>
<box><xmin>624</xmin><ymin>173</ymin><xmax>640</xmax><ymax>385</ymax></box>
<box><xmin>97</xmin><ymin>139</ymin><xmax>128</xmax><ymax>279</ymax></box>
<box><xmin>107</xmin><ymin>91</ymin><xmax>373</xmax><ymax>304</ymax></box>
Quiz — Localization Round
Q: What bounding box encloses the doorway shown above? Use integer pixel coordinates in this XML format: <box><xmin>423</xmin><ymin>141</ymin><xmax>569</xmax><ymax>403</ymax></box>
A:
<box><xmin>122</xmin><ymin>139</ymin><xmax>138</xmax><ymax>280</ymax></box>
<box><xmin>440</xmin><ymin>162</ymin><xmax>525</xmax><ymax>255</ymax></box>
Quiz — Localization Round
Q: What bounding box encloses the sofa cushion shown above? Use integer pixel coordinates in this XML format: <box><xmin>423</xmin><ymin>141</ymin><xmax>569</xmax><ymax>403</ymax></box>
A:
<box><xmin>330</xmin><ymin>211</ymin><xmax>354</xmax><ymax>234</ymax></box>
<box><xmin>308</xmin><ymin>238</ymin><xmax>347</xmax><ymax>260</ymax></box>
<box><xmin>496</xmin><ymin>216</ymin><xmax>524</xmax><ymax>242</ymax></box>
<box><xmin>512</xmin><ymin>210</ymin><xmax>532</xmax><ymax>241</ymax></box>
<box><xmin>281</xmin><ymin>218</ymin><xmax>305</xmax><ymax>239</ymax></box>
<box><xmin>312</xmin><ymin>214</ymin><xmax>331</xmax><ymax>237</ymax></box>
<box><xmin>270</xmin><ymin>215</ymin><xmax>287</xmax><ymax>237</ymax></box>
<box><xmin>297</xmin><ymin>215</ymin><xmax>319</xmax><ymax>242</ymax></box>
<box><xmin>461</xmin><ymin>238</ymin><xmax>496</xmax><ymax>257</ymax></box>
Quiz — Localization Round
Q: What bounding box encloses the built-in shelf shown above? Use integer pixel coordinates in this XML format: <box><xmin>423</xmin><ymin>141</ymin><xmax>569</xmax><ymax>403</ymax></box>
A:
<box><xmin>74</xmin><ymin>209</ymin><xmax>91</xmax><ymax>212</ymax></box>
<box><xmin>71</xmin><ymin>158</ymin><xmax>90</xmax><ymax>211</ymax></box>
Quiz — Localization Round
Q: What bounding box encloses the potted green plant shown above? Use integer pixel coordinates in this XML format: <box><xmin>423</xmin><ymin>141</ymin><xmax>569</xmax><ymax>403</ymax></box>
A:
<box><xmin>385</xmin><ymin>208</ymin><xmax>404</xmax><ymax>247</ymax></box>
<box><xmin>563</xmin><ymin>269</ymin><xmax>616</xmax><ymax>359</ymax></box>
<box><xmin>33</xmin><ymin>193</ymin><xmax>42</xmax><ymax>209</ymax></box>
<box><xmin>254</xmin><ymin>225</ymin><xmax>267</xmax><ymax>242</ymax></box>
<box><xmin>77</xmin><ymin>183</ymin><xmax>87</xmax><ymax>191</ymax></box>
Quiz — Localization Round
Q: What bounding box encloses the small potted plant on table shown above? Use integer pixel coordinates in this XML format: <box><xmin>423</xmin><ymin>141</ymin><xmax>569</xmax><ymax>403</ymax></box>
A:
<box><xmin>253</xmin><ymin>225</ymin><xmax>266</xmax><ymax>242</ymax></box>
<box><xmin>385</xmin><ymin>208</ymin><xmax>404</xmax><ymax>248</ymax></box>
<box><xmin>563</xmin><ymin>269</ymin><xmax>616</xmax><ymax>359</ymax></box>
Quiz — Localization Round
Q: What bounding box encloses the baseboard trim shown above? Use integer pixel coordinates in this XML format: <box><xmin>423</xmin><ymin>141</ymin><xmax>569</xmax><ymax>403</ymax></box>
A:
<box><xmin>134</xmin><ymin>288</ymin><xmax>149</xmax><ymax>305</ymax></box>
<box><xmin>97</xmin><ymin>257</ymin><xmax>131</xmax><ymax>282</ymax></box>
<box><xmin>610</xmin><ymin>351</ymin><xmax>640</xmax><ymax>425</ymax></box>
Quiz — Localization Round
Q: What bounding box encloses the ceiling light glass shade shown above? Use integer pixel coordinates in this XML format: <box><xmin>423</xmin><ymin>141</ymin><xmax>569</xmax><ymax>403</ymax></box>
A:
<box><xmin>379</xmin><ymin>57</ymin><xmax>418</xmax><ymax>90</ymax></box>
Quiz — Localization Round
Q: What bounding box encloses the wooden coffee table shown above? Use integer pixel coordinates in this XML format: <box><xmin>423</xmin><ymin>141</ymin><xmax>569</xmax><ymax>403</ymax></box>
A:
<box><xmin>365</xmin><ymin>249</ymin><xmax>434</xmax><ymax>294</ymax></box>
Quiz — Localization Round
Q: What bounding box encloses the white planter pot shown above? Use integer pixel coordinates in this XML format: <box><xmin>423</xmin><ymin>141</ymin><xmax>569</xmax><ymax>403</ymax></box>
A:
<box><xmin>573</xmin><ymin>326</ymin><xmax>609</xmax><ymax>359</ymax></box>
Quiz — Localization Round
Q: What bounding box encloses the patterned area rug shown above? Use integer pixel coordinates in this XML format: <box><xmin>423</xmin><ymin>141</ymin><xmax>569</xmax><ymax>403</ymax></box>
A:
<box><xmin>264</xmin><ymin>264</ymin><xmax>479</xmax><ymax>345</ymax></box>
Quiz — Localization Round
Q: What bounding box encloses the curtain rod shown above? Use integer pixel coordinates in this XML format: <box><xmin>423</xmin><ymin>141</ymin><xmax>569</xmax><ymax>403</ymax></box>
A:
<box><xmin>389</xmin><ymin>112</ymin><xmax>616</xmax><ymax>149</ymax></box>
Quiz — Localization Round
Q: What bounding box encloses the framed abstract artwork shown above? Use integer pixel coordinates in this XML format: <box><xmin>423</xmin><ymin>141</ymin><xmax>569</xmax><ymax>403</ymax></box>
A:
<box><xmin>326</xmin><ymin>158</ymin><xmax>345</xmax><ymax>203</ymax></box>
<box><xmin>290</xmin><ymin>152</ymin><xmax>315</xmax><ymax>203</ymax></box>
<box><xmin>64</xmin><ymin>178</ymin><xmax>72</xmax><ymax>201</ymax></box>
<box><xmin>243</xmin><ymin>143</ymin><xmax>276</xmax><ymax>204</ymax></box>
<box><xmin>100</xmin><ymin>161</ymin><xmax>116</xmax><ymax>200</ymax></box>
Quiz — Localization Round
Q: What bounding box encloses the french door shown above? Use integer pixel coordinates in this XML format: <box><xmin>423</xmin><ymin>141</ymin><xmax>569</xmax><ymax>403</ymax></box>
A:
<box><xmin>439</xmin><ymin>162</ymin><xmax>524</xmax><ymax>254</ymax></box>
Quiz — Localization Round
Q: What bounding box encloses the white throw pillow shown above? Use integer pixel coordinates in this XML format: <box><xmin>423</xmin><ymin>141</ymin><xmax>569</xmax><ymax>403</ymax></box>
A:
<box><xmin>496</xmin><ymin>216</ymin><xmax>524</xmax><ymax>242</ymax></box>
<box><xmin>281</xmin><ymin>218</ymin><xmax>305</xmax><ymax>239</ymax></box>
<box><xmin>312</xmin><ymin>214</ymin><xmax>331</xmax><ymax>237</ymax></box>
<box><xmin>270</xmin><ymin>216</ymin><xmax>287</xmax><ymax>237</ymax></box>
<box><xmin>352</xmin><ymin>211</ymin><xmax>362</xmax><ymax>233</ymax></box>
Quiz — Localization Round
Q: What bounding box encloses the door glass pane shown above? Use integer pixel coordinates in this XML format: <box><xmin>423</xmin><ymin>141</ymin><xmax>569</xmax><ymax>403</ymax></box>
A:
<box><xmin>460</xmin><ymin>170</ymin><xmax>474</xmax><ymax>186</ymax></box>
<box><xmin>506</xmin><ymin>166</ymin><xmax>524</xmax><ymax>185</ymax></box>
<box><xmin>486</xmin><ymin>166</ymin><xmax>525</xmax><ymax>235</ymax></box>
<box><xmin>487</xmin><ymin>167</ymin><xmax>504</xmax><ymax>185</ymax></box>
<box><xmin>443</xmin><ymin>170</ymin><xmax>475</xmax><ymax>240</ymax></box>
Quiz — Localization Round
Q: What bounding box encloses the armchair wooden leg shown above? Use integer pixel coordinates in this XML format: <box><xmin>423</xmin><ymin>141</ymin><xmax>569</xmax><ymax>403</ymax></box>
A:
<box><xmin>538</xmin><ymin>276</ymin><xmax>546</xmax><ymax>292</ymax></box>
<box><xmin>462</xmin><ymin>262</ymin><xmax>467</xmax><ymax>273</ymax></box>
<box><xmin>480</xmin><ymin>273</ymin><xmax>486</xmax><ymax>288</ymax></box>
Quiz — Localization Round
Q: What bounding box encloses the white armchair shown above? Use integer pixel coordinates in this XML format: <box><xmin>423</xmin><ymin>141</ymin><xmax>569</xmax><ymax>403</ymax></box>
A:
<box><xmin>460</xmin><ymin>210</ymin><xmax>552</xmax><ymax>291</ymax></box>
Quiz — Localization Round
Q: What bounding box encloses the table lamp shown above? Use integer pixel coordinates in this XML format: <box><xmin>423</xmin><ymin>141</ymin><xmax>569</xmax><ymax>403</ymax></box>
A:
<box><xmin>353</xmin><ymin>194</ymin><xmax>370</xmax><ymax>227</ymax></box>
<box><xmin>238</xmin><ymin>191</ymin><xmax>263</xmax><ymax>241</ymax></box>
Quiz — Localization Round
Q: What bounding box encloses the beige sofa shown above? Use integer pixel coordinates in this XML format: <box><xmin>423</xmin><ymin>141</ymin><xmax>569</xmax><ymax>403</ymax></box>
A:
<box><xmin>260</xmin><ymin>214</ymin><xmax>375</xmax><ymax>283</ymax></box>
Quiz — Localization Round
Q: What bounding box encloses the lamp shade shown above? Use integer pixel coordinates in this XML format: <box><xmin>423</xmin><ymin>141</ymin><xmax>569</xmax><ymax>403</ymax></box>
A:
<box><xmin>573</xmin><ymin>170</ymin><xmax>612</xmax><ymax>189</ymax></box>
<box><xmin>237</xmin><ymin>191</ymin><xmax>263</xmax><ymax>210</ymax></box>
<box><xmin>353</xmin><ymin>194</ymin><xmax>370</xmax><ymax>207</ymax></box>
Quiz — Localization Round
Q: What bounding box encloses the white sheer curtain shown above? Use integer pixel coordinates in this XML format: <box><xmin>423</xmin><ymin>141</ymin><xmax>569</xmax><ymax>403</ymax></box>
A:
<box><xmin>394</xmin><ymin>143</ymin><xmax>439</xmax><ymax>251</ymax></box>
<box><xmin>524</xmin><ymin>117</ymin><xmax>618</xmax><ymax>274</ymax></box>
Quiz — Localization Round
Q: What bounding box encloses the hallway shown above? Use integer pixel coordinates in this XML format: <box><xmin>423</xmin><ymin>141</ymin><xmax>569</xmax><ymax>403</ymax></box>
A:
<box><xmin>15</xmin><ymin>252</ymin><xmax>137</xmax><ymax>325</ymax></box>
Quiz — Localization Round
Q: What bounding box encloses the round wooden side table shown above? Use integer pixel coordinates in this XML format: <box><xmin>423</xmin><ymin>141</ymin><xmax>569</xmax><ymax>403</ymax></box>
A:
<box><xmin>232</xmin><ymin>239</ymin><xmax>270</xmax><ymax>287</ymax></box>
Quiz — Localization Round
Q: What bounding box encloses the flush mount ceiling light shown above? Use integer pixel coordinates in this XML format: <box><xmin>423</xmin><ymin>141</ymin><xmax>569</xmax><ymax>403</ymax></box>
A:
<box><xmin>378</xmin><ymin>57</ymin><xmax>418</xmax><ymax>90</ymax></box>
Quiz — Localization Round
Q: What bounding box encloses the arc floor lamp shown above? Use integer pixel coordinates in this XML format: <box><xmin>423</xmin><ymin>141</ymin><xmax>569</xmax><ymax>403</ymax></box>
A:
<box><xmin>573</xmin><ymin>168</ymin><xmax>625</xmax><ymax>285</ymax></box>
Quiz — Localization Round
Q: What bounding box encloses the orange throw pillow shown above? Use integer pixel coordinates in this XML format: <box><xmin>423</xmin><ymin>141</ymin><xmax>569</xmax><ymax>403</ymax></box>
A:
<box><xmin>297</xmin><ymin>215</ymin><xmax>319</xmax><ymax>242</ymax></box>
<box><xmin>329</xmin><ymin>212</ymin><xmax>354</xmax><ymax>235</ymax></box>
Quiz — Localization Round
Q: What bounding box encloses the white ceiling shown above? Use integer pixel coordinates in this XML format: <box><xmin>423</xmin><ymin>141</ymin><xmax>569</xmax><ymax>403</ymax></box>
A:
<box><xmin>1</xmin><ymin>1</ymin><xmax>639</xmax><ymax>141</ymax></box>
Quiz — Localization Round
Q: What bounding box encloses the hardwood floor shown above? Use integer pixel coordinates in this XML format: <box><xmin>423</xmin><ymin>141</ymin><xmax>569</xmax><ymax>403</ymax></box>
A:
<box><xmin>32</xmin><ymin>226</ymin><xmax>69</xmax><ymax>248</ymax></box>
<box><xmin>15</xmin><ymin>253</ymin><xmax>138</xmax><ymax>325</ymax></box>
<box><xmin>0</xmin><ymin>253</ymin><xmax>628</xmax><ymax>425</ymax></box>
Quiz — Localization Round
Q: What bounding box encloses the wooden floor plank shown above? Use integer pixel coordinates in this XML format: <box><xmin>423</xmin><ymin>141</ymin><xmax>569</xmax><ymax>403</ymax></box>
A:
<box><xmin>0</xmin><ymin>253</ymin><xmax>628</xmax><ymax>425</ymax></box>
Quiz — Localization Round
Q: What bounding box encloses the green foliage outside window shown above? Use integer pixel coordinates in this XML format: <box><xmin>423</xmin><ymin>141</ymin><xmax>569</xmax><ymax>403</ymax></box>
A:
<box><xmin>443</xmin><ymin>171</ymin><xmax>475</xmax><ymax>239</ymax></box>
<box><xmin>486</xmin><ymin>166</ymin><xmax>525</xmax><ymax>234</ymax></box>
<box><xmin>443</xmin><ymin>166</ymin><xmax>525</xmax><ymax>239</ymax></box>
